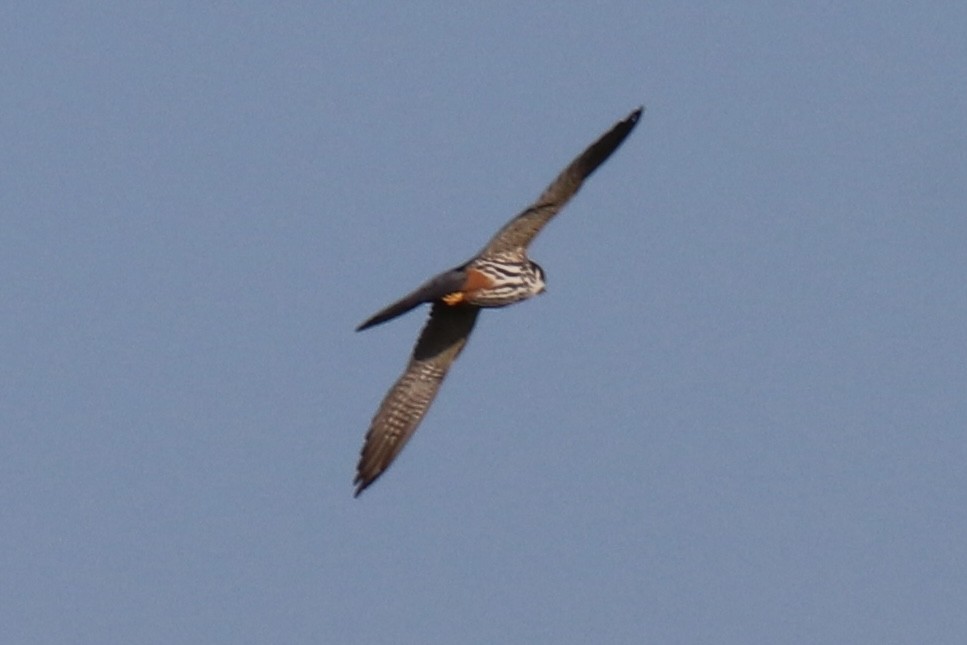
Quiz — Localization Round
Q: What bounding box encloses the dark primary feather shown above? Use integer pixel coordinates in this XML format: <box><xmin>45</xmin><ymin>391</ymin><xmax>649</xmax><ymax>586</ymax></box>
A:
<box><xmin>480</xmin><ymin>106</ymin><xmax>642</xmax><ymax>258</ymax></box>
<box><xmin>356</xmin><ymin>268</ymin><xmax>467</xmax><ymax>331</ymax></box>
<box><xmin>354</xmin><ymin>303</ymin><xmax>480</xmax><ymax>496</ymax></box>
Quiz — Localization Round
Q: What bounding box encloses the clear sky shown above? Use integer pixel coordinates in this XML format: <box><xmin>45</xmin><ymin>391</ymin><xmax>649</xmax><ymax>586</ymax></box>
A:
<box><xmin>2</xmin><ymin>3</ymin><xmax>965</xmax><ymax>643</ymax></box>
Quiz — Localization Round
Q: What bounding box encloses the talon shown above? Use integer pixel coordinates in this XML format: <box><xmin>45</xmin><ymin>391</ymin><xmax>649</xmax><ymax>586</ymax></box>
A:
<box><xmin>442</xmin><ymin>292</ymin><xmax>464</xmax><ymax>305</ymax></box>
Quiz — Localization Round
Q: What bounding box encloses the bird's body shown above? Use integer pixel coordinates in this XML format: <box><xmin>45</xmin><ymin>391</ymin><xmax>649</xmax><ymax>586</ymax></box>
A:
<box><xmin>353</xmin><ymin>108</ymin><xmax>642</xmax><ymax>496</ymax></box>
<box><xmin>445</xmin><ymin>252</ymin><xmax>546</xmax><ymax>308</ymax></box>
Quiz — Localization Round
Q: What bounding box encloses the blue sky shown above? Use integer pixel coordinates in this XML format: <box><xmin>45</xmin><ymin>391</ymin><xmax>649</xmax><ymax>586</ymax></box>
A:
<box><xmin>2</xmin><ymin>3</ymin><xmax>965</xmax><ymax>643</ymax></box>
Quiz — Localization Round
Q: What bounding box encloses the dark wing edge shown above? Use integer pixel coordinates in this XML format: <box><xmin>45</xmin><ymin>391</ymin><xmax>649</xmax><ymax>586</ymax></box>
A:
<box><xmin>480</xmin><ymin>106</ymin><xmax>643</xmax><ymax>258</ymax></box>
<box><xmin>353</xmin><ymin>303</ymin><xmax>481</xmax><ymax>496</ymax></box>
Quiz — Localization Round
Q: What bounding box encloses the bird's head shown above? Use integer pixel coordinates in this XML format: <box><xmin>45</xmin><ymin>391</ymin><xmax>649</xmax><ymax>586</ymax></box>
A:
<box><xmin>529</xmin><ymin>260</ymin><xmax>547</xmax><ymax>295</ymax></box>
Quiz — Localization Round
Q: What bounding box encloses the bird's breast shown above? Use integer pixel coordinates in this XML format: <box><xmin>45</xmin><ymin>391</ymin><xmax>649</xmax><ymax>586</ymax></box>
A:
<box><xmin>452</xmin><ymin>260</ymin><xmax>545</xmax><ymax>308</ymax></box>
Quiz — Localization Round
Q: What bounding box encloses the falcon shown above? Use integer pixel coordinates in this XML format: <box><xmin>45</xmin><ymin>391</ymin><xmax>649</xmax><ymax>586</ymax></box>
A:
<box><xmin>353</xmin><ymin>107</ymin><xmax>642</xmax><ymax>496</ymax></box>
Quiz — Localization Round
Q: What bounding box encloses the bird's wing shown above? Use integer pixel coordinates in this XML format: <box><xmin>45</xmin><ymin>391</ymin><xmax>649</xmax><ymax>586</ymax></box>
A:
<box><xmin>354</xmin><ymin>303</ymin><xmax>480</xmax><ymax>496</ymax></box>
<box><xmin>479</xmin><ymin>107</ymin><xmax>642</xmax><ymax>258</ymax></box>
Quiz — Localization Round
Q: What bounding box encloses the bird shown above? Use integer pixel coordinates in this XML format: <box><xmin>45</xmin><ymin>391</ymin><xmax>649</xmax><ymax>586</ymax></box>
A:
<box><xmin>353</xmin><ymin>107</ymin><xmax>643</xmax><ymax>496</ymax></box>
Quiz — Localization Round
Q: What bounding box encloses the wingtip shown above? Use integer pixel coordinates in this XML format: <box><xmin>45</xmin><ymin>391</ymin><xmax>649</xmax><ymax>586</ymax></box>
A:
<box><xmin>605</xmin><ymin>107</ymin><xmax>643</xmax><ymax>141</ymax></box>
<box><xmin>353</xmin><ymin>476</ymin><xmax>370</xmax><ymax>498</ymax></box>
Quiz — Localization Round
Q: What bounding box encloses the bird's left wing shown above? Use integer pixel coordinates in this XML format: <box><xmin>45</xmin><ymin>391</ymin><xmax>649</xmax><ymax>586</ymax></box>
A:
<box><xmin>354</xmin><ymin>303</ymin><xmax>480</xmax><ymax>496</ymax></box>
<box><xmin>479</xmin><ymin>107</ymin><xmax>642</xmax><ymax>258</ymax></box>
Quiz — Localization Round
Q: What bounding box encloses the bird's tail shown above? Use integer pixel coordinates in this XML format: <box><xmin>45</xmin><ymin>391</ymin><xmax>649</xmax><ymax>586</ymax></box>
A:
<box><xmin>356</xmin><ymin>268</ymin><xmax>466</xmax><ymax>331</ymax></box>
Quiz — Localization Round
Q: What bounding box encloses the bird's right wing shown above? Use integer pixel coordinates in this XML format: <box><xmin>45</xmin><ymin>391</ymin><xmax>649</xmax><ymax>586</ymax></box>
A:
<box><xmin>354</xmin><ymin>302</ymin><xmax>480</xmax><ymax>496</ymax></box>
<box><xmin>479</xmin><ymin>107</ymin><xmax>642</xmax><ymax>258</ymax></box>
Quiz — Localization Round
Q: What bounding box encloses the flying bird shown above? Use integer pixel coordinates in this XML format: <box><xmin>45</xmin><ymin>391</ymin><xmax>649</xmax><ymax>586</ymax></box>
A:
<box><xmin>353</xmin><ymin>107</ymin><xmax>642</xmax><ymax>496</ymax></box>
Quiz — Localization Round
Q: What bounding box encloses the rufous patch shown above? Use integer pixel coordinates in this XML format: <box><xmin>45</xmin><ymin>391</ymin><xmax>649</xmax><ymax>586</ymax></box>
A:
<box><xmin>462</xmin><ymin>268</ymin><xmax>495</xmax><ymax>293</ymax></box>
